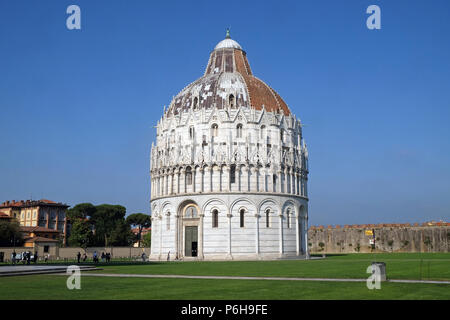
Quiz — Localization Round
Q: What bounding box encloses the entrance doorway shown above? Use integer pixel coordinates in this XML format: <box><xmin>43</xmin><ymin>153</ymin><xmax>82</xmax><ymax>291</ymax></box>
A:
<box><xmin>185</xmin><ymin>226</ymin><xmax>198</xmax><ymax>257</ymax></box>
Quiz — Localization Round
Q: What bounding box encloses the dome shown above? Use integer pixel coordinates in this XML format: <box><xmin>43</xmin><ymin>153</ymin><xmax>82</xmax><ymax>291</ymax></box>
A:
<box><xmin>167</xmin><ymin>32</ymin><xmax>290</xmax><ymax>116</ymax></box>
<box><xmin>214</xmin><ymin>38</ymin><xmax>242</xmax><ymax>50</ymax></box>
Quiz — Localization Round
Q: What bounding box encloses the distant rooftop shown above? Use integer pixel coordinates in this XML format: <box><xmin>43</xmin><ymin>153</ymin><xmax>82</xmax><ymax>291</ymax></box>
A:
<box><xmin>0</xmin><ymin>199</ymin><xmax>69</xmax><ymax>208</ymax></box>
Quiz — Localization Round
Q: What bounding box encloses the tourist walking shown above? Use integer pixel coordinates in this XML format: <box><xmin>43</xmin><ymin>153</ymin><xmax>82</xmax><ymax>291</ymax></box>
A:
<box><xmin>141</xmin><ymin>252</ymin><xmax>146</xmax><ymax>262</ymax></box>
<box><xmin>101</xmin><ymin>252</ymin><xmax>105</xmax><ymax>262</ymax></box>
<box><xmin>26</xmin><ymin>251</ymin><xmax>31</xmax><ymax>265</ymax></box>
<box><xmin>77</xmin><ymin>252</ymin><xmax>81</xmax><ymax>263</ymax></box>
<box><xmin>93</xmin><ymin>251</ymin><xmax>98</xmax><ymax>263</ymax></box>
<box><xmin>82</xmin><ymin>253</ymin><xmax>87</xmax><ymax>262</ymax></box>
<box><xmin>33</xmin><ymin>251</ymin><xmax>38</xmax><ymax>264</ymax></box>
<box><xmin>11</xmin><ymin>251</ymin><xmax>16</xmax><ymax>265</ymax></box>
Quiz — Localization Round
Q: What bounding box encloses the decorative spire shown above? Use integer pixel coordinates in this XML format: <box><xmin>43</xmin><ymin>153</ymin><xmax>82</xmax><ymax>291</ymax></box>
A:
<box><xmin>225</xmin><ymin>28</ymin><xmax>231</xmax><ymax>39</ymax></box>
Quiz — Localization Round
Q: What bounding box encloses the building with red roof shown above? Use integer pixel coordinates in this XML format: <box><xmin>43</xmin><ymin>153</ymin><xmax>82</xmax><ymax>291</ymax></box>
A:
<box><xmin>0</xmin><ymin>199</ymin><xmax>69</xmax><ymax>245</ymax></box>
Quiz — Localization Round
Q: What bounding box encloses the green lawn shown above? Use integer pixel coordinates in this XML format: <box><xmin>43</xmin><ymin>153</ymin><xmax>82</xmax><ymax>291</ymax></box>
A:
<box><xmin>0</xmin><ymin>275</ymin><xmax>449</xmax><ymax>300</ymax></box>
<box><xmin>88</xmin><ymin>253</ymin><xmax>450</xmax><ymax>281</ymax></box>
<box><xmin>0</xmin><ymin>253</ymin><xmax>448</xmax><ymax>300</ymax></box>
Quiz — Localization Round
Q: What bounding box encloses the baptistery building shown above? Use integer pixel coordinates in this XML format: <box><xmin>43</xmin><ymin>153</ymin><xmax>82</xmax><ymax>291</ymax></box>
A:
<box><xmin>149</xmin><ymin>32</ymin><xmax>309</xmax><ymax>260</ymax></box>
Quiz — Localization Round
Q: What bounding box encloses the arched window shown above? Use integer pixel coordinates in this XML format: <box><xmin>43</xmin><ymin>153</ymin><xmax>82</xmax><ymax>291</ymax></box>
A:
<box><xmin>211</xmin><ymin>124</ymin><xmax>218</xmax><ymax>137</ymax></box>
<box><xmin>193</xmin><ymin>97</ymin><xmax>198</xmax><ymax>110</ymax></box>
<box><xmin>260</xmin><ymin>125</ymin><xmax>266</xmax><ymax>139</ymax></box>
<box><xmin>189</xmin><ymin>126</ymin><xmax>194</xmax><ymax>139</ymax></box>
<box><xmin>266</xmin><ymin>209</ymin><xmax>270</xmax><ymax>228</ymax></box>
<box><xmin>229</xmin><ymin>94</ymin><xmax>235</xmax><ymax>108</ymax></box>
<box><xmin>185</xmin><ymin>206</ymin><xmax>198</xmax><ymax>218</ymax></box>
<box><xmin>230</xmin><ymin>164</ymin><xmax>236</xmax><ymax>184</ymax></box>
<box><xmin>212</xmin><ymin>209</ymin><xmax>219</xmax><ymax>228</ymax></box>
<box><xmin>280</xmin><ymin>130</ymin><xmax>284</xmax><ymax>143</ymax></box>
<box><xmin>186</xmin><ymin>167</ymin><xmax>192</xmax><ymax>185</ymax></box>
<box><xmin>236</xmin><ymin>124</ymin><xmax>243</xmax><ymax>138</ymax></box>
<box><xmin>240</xmin><ymin>209</ymin><xmax>245</xmax><ymax>228</ymax></box>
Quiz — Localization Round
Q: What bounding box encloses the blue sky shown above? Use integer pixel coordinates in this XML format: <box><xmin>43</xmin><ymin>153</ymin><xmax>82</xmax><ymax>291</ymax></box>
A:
<box><xmin>0</xmin><ymin>0</ymin><xmax>449</xmax><ymax>225</ymax></box>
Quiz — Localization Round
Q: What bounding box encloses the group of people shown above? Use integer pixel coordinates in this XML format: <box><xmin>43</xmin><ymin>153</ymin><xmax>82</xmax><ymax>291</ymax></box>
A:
<box><xmin>76</xmin><ymin>252</ymin><xmax>88</xmax><ymax>263</ymax></box>
<box><xmin>11</xmin><ymin>250</ymin><xmax>38</xmax><ymax>265</ymax></box>
<box><xmin>76</xmin><ymin>251</ymin><xmax>112</xmax><ymax>263</ymax></box>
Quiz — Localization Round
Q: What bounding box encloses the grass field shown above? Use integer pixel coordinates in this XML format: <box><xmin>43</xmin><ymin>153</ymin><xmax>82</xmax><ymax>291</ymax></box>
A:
<box><xmin>86</xmin><ymin>253</ymin><xmax>450</xmax><ymax>281</ymax></box>
<box><xmin>0</xmin><ymin>253</ymin><xmax>448</xmax><ymax>300</ymax></box>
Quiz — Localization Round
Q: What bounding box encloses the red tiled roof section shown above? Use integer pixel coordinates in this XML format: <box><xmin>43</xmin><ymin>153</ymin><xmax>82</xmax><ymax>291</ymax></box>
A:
<box><xmin>24</xmin><ymin>236</ymin><xmax>59</xmax><ymax>243</ymax></box>
<box><xmin>131</xmin><ymin>227</ymin><xmax>151</xmax><ymax>235</ymax></box>
<box><xmin>168</xmin><ymin>45</ymin><xmax>291</xmax><ymax>117</ymax></box>
<box><xmin>20</xmin><ymin>226</ymin><xmax>61</xmax><ymax>233</ymax></box>
<box><xmin>40</xmin><ymin>199</ymin><xmax>57</xmax><ymax>204</ymax></box>
<box><xmin>0</xmin><ymin>199</ymin><xmax>68</xmax><ymax>208</ymax></box>
<box><xmin>235</xmin><ymin>49</ymin><xmax>290</xmax><ymax>115</ymax></box>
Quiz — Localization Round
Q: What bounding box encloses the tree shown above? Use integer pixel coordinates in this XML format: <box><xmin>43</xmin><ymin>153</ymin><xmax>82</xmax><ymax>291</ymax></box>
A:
<box><xmin>90</xmin><ymin>204</ymin><xmax>126</xmax><ymax>247</ymax></box>
<box><xmin>126</xmin><ymin>213</ymin><xmax>151</xmax><ymax>248</ymax></box>
<box><xmin>68</xmin><ymin>219</ymin><xmax>93</xmax><ymax>250</ymax></box>
<box><xmin>67</xmin><ymin>203</ymin><xmax>96</xmax><ymax>220</ymax></box>
<box><xmin>110</xmin><ymin>220</ymin><xmax>135</xmax><ymax>246</ymax></box>
<box><xmin>0</xmin><ymin>220</ymin><xmax>23</xmax><ymax>247</ymax></box>
<box><xmin>142</xmin><ymin>231</ymin><xmax>151</xmax><ymax>248</ymax></box>
<box><xmin>66</xmin><ymin>203</ymin><xmax>96</xmax><ymax>247</ymax></box>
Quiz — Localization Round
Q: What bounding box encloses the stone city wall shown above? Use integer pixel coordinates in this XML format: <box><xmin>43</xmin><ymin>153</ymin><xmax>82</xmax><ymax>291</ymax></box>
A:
<box><xmin>308</xmin><ymin>222</ymin><xmax>450</xmax><ymax>253</ymax></box>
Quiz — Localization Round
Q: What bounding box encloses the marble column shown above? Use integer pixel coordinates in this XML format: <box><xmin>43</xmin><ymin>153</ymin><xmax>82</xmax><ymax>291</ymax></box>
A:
<box><xmin>255</xmin><ymin>214</ymin><xmax>260</xmax><ymax>254</ymax></box>
<box><xmin>199</xmin><ymin>213</ymin><xmax>204</xmax><ymax>259</ymax></box>
<box><xmin>159</xmin><ymin>215</ymin><xmax>163</xmax><ymax>259</ymax></box>
<box><xmin>165</xmin><ymin>173</ymin><xmax>169</xmax><ymax>195</ymax></box>
<box><xmin>222</xmin><ymin>166</ymin><xmax>230</xmax><ymax>192</ymax></box>
<box><xmin>174</xmin><ymin>170</ymin><xmax>179</xmax><ymax>194</ymax></box>
<box><xmin>279</xmin><ymin>213</ymin><xmax>284</xmax><ymax>255</ymax></box>
<box><xmin>291</xmin><ymin>169</ymin><xmax>296</xmax><ymax>194</ymax></box>
<box><xmin>284</xmin><ymin>168</ymin><xmax>289</xmax><ymax>194</ymax></box>
<box><xmin>175</xmin><ymin>214</ymin><xmax>180</xmax><ymax>258</ymax></box>
<box><xmin>200</xmin><ymin>167</ymin><xmax>205</xmax><ymax>192</ymax></box>
<box><xmin>250</xmin><ymin>167</ymin><xmax>257</xmax><ymax>192</ymax></box>
<box><xmin>231</xmin><ymin>165</ymin><xmax>239</xmax><ymax>192</ymax></box>
<box><xmin>276</xmin><ymin>170</ymin><xmax>282</xmax><ymax>193</ymax></box>
<box><xmin>242</xmin><ymin>166</ymin><xmax>249</xmax><ymax>192</ymax></box>
<box><xmin>180</xmin><ymin>168</ymin><xmax>186</xmax><ymax>194</ymax></box>
<box><xmin>268</xmin><ymin>170</ymin><xmax>274</xmax><ymax>193</ymax></box>
<box><xmin>227</xmin><ymin>212</ymin><xmax>232</xmax><ymax>257</ymax></box>
<box><xmin>194</xmin><ymin>167</ymin><xmax>200</xmax><ymax>193</ymax></box>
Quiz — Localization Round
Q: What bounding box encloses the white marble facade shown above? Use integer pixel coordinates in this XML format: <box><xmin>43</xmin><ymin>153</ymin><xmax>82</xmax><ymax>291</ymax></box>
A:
<box><xmin>149</xmin><ymin>34</ymin><xmax>309</xmax><ymax>260</ymax></box>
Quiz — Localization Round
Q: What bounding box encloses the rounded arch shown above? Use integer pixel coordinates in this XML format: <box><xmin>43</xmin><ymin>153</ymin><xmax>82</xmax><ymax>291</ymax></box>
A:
<box><xmin>229</xmin><ymin>197</ymin><xmax>257</xmax><ymax>214</ymax></box>
<box><xmin>257</xmin><ymin>198</ymin><xmax>278</xmax><ymax>213</ymax></box>
<box><xmin>177</xmin><ymin>200</ymin><xmax>200</xmax><ymax>218</ymax></box>
<box><xmin>160</xmin><ymin>201</ymin><xmax>173</xmax><ymax>215</ymax></box>
<box><xmin>282</xmin><ymin>199</ymin><xmax>298</xmax><ymax>217</ymax></box>
<box><xmin>210</xmin><ymin>206</ymin><xmax>221</xmax><ymax>214</ymax></box>
<box><xmin>201</xmin><ymin>198</ymin><xmax>227</xmax><ymax>215</ymax></box>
